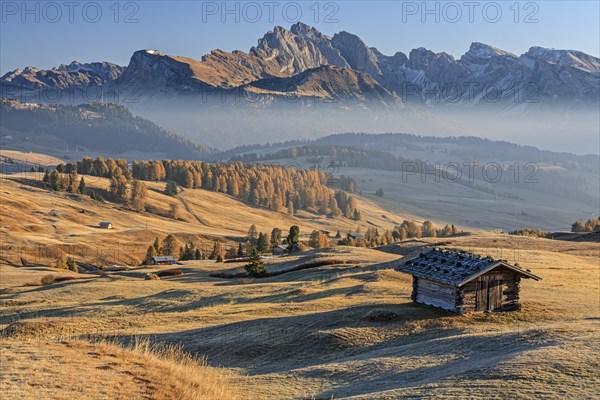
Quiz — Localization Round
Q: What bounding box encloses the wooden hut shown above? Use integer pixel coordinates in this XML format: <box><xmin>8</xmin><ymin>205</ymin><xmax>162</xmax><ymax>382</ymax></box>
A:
<box><xmin>98</xmin><ymin>221</ymin><xmax>113</xmax><ymax>229</ymax></box>
<box><xmin>396</xmin><ymin>248</ymin><xmax>541</xmax><ymax>313</ymax></box>
<box><xmin>151</xmin><ymin>255</ymin><xmax>177</xmax><ymax>265</ymax></box>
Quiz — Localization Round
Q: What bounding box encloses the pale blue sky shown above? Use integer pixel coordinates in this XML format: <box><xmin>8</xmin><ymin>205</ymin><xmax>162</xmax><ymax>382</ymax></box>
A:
<box><xmin>1</xmin><ymin>1</ymin><xmax>599</xmax><ymax>73</ymax></box>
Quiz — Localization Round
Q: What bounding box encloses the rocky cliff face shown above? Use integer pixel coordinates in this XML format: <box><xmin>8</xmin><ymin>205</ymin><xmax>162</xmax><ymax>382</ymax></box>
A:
<box><xmin>1</xmin><ymin>23</ymin><xmax>598</xmax><ymax>109</ymax></box>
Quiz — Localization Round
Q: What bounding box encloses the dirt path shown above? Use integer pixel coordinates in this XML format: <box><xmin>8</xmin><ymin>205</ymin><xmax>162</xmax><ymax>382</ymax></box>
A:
<box><xmin>176</xmin><ymin>192</ymin><xmax>208</xmax><ymax>226</ymax></box>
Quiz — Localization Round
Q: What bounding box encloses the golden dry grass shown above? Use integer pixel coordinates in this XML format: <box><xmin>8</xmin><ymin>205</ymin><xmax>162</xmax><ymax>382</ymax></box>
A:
<box><xmin>0</xmin><ymin>172</ymin><xmax>412</xmax><ymax>267</ymax></box>
<box><xmin>0</xmin><ymin>337</ymin><xmax>241</xmax><ymax>400</ymax></box>
<box><xmin>1</xmin><ymin>173</ymin><xmax>599</xmax><ymax>399</ymax></box>
<box><xmin>0</xmin><ymin>150</ymin><xmax>64</xmax><ymax>166</ymax></box>
<box><xmin>1</xmin><ymin>234</ymin><xmax>599</xmax><ymax>399</ymax></box>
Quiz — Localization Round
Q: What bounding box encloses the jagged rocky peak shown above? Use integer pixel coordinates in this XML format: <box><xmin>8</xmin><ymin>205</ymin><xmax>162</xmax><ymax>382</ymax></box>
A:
<box><xmin>251</xmin><ymin>24</ymin><xmax>335</xmax><ymax>74</ymax></box>
<box><xmin>463</xmin><ymin>42</ymin><xmax>517</xmax><ymax>60</ymax></box>
<box><xmin>331</xmin><ymin>31</ymin><xmax>382</xmax><ymax>77</ymax></box>
<box><xmin>254</xmin><ymin>25</ymin><xmax>295</xmax><ymax>51</ymax></box>
<box><xmin>22</xmin><ymin>66</ymin><xmax>40</xmax><ymax>74</ymax></box>
<box><xmin>56</xmin><ymin>61</ymin><xmax>125</xmax><ymax>80</ymax></box>
<box><xmin>408</xmin><ymin>47</ymin><xmax>440</xmax><ymax>69</ymax></box>
<box><xmin>290</xmin><ymin>21</ymin><xmax>325</xmax><ymax>40</ymax></box>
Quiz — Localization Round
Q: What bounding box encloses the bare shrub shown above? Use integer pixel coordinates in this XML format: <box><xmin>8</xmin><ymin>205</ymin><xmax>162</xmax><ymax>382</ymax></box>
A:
<box><xmin>145</xmin><ymin>273</ymin><xmax>161</xmax><ymax>280</ymax></box>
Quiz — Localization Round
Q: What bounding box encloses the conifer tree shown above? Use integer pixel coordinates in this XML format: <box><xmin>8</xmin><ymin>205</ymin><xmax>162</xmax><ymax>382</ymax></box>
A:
<box><xmin>287</xmin><ymin>225</ymin><xmax>300</xmax><ymax>251</ymax></box>
<box><xmin>162</xmin><ymin>234</ymin><xmax>179</xmax><ymax>257</ymax></box>
<box><xmin>257</xmin><ymin>232</ymin><xmax>269</xmax><ymax>253</ymax></box>
<box><xmin>244</xmin><ymin>247</ymin><xmax>265</xmax><ymax>277</ymax></box>
<box><xmin>77</xmin><ymin>177</ymin><xmax>87</xmax><ymax>194</ymax></box>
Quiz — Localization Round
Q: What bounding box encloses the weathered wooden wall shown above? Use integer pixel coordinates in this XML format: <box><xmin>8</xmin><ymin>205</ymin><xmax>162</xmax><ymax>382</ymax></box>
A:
<box><xmin>458</xmin><ymin>267</ymin><xmax>521</xmax><ymax>312</ymax></box>
<box><xmin>415</xmin><ymin>278</ymin><xmax>457</xmax><ymax>312</ymax></box>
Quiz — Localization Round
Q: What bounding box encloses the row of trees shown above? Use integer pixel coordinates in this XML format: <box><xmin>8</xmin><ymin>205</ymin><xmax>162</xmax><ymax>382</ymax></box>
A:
<box><xmin>144</xmin><ymin>235</ymin><xmax>227</xmax><ymax>264</ymax></box>
<box><xmin>246</xmin><ymin>224</ymin><xmax>299</xmax><ymax>253</ymax></box>
<box><xmin>68</xmin><ymin>157</ymin><xmax>360</xmax><ymax>219</ymax></box>
<box><xmin>571</xmin><ymin>217</ymin><xmax>600</xmax><ymax>233</ymax></box>
<box><xmin>508</xmin><ymin>228</ymin><xmax>550</xmax><ymax>238</ymax></box>
<box><xmin>43</xmin><ymin>169</ymin><xmax>86</xmax><ymax>194</ymax></box>
<box><xmin>392</xmin><ymin>220</ymin><xmax>460</xmax><ymax>240</ymax></box>
<box><xmin>44</xmin><ymin>163</ymin><xmax>148</xmax><ymax>211</ymax></box>
<box><xmin>142</xmin><ymin>219</ymin><xmax>463</xmax><ymax>273</ymax></box>
<box><xmin>244</xmin><ymin>220</ymin><xmax>462</xmax><ymax>252</ymax></box>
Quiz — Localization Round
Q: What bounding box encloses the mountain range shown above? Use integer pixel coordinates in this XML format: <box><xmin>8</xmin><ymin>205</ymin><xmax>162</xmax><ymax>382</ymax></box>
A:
<box><xmin>3</xmin><ymin>22</ymin><xmax>598</xmax><ymax>107</ymax></box>
<box><xmin>1</xmin><ymin>23</ymin><xmax>598</xmax><ymax>150</ymax></box>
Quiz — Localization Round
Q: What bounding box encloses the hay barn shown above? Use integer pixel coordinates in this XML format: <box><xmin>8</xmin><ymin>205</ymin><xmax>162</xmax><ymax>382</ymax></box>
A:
<box><xmin>396</xmin><ymin>248</ymin><xmax>541</xmax><ymax>313</ymax></box>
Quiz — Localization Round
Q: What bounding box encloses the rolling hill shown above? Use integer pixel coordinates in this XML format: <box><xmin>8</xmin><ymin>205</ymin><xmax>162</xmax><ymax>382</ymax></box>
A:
<box><xmin>0</xmin><ymin>99</ymin><xmax>215</xmax><ymax>160</ymax></box>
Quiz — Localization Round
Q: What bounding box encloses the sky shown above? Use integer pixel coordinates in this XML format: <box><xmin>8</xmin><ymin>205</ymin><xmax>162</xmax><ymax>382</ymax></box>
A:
<box><xmin>1</xmin><ymin>1</ymin><xmax>599</xmax><ymax>74</ymax></box>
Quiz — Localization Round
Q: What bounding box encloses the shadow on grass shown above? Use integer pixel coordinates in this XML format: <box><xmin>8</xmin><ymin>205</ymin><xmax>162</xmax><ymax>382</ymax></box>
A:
<box><xmin>112</xmin><ymin>303</ymin><xmax>454</xmax><ymax>371</ymax></box>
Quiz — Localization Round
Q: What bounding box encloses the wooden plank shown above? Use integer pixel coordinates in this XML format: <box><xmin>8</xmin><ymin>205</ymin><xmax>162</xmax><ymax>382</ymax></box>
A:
<box><xmin>476</xmin><ymin>278</ymin><xmax>487</xmax><ymax>311</ymax></box>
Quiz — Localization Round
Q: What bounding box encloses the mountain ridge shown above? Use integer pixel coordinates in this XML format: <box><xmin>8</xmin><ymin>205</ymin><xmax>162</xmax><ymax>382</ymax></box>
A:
<box><xmin>2</xmin><ymin>22</ymin><xmax>598</xmax><ymax>107</ymax></box>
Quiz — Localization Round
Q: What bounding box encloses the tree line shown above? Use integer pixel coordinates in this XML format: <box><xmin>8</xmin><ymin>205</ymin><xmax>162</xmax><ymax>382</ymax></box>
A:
<box><xmin>571</xmin><ymin>217</ymin><xmax>600</xmax><ymax>233</ymax></box>
<box><xmin>65</xmin><ymin>157</ymin><xmax>360</xmax><ymax>219</ymax></box>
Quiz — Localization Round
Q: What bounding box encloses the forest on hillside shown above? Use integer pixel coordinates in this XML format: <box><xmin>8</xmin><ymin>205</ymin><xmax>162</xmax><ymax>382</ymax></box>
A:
<box><xmin>63</xmin><ymin>157</ymin><xmax>361</xmax><ymax>219</ymax></box>
<box><xmin>232</xmin><ymin>144</ymin><xmax>599</xmax><ymax>207</ymax></box>
<box><xmin>0</xmin><ymin>99</ymin><xmax>215</xmax><ymax>159</ymax></box>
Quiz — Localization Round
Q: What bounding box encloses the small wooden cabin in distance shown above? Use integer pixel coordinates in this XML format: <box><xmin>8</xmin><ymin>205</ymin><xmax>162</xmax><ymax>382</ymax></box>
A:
<box><xmin>396</xmin><ymin>248</ymin><xmax>541</xmax><ymax>313</ymax></box>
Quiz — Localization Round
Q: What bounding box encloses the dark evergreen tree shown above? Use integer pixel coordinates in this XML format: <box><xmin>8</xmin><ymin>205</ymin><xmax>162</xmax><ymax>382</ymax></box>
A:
<box><xmin>77</xmin><ymin>177</ymin><xmax>87</xmax><ymax>194</ymax></box>
<box><xmin>257</xmin><ymin>232</ymin><xmax>269</xmax><ymax>253</ymax></box>
<box><xmin>165</xmin><ymin>181</ymin><xmax>179</xmax><ymax>196</ymax></box>
<box><xmin>287</xmin><ymin>225</ymin><xmax>300</xmax><ymax>251</ymax></box>
<box><xmin>244</xmin><ymin>247</ymin><xmax>265</xmax><ymax>277</ymax></box>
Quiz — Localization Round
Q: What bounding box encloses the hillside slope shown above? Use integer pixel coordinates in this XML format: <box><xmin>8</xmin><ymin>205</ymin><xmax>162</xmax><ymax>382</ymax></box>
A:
<box><xmin>0</xmin><ymin>99</ymin><xmax>215</xmax><ymax>160</ymax></box>
<box><xmin>0</xmin><ymin>172</ymin><xmax>412</xmax><ymax>267</ymax></box>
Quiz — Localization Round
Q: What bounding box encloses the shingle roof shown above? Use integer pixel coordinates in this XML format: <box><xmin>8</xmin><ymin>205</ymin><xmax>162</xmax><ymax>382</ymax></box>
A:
<box><xmin>396</xmin><ymin>248</ymin><xmax>541</xmax><ymax>287</ymax></box>
<box><xmin>152</xmin><ymin>256</ymin><xmax>176</xmax><ymax>262</ymax></box>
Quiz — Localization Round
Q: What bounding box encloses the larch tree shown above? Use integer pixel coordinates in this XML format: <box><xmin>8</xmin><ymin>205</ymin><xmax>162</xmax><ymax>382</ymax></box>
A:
<box><xmin>270</xmin><ymin>228</ymin><xmax>282</xmax><ymax>247</ymax></box>
<box><xmin>145</xmin><ymin>245</ymin><xmax>156</xmax><ymax>265</ymax></box>
<box><xmin>162</xmin><ymin>234</ymin><xmax>179</xmax><ymax>257</ymax></box>
<box><xmin>109</xmin><ymin>169</ymin><xmax>128</xmax><ymax>201</ymax></box>
<box><xmin>247</xmin><ymin>224</ymin><xmax>258</xmax><ymax>244</ymax></box>
<box><xmin>129</xmin><ymin>179</ymin><xmax>147</xmax><ymax>211</ymax></box>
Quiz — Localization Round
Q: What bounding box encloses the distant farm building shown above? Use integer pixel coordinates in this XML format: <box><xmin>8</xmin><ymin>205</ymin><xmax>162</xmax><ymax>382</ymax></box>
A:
<box><xmin>98</xmin><ymin>222</ymin><xmax>113</xmax><ymax>229</ymax></box>
<box><xmin>272</xmin><ymin>245</ymin><xmax>288</xmax><ymax>256</ymax></box>
<box><xmin>396</xmin><ymin>248</ymin><xmax>541</xmax><ymax>313</ymax></box>
<box><xmin>151</xmin><ymin>255</ymin><xmax>177</xmax><ymax>265</ymax></box>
